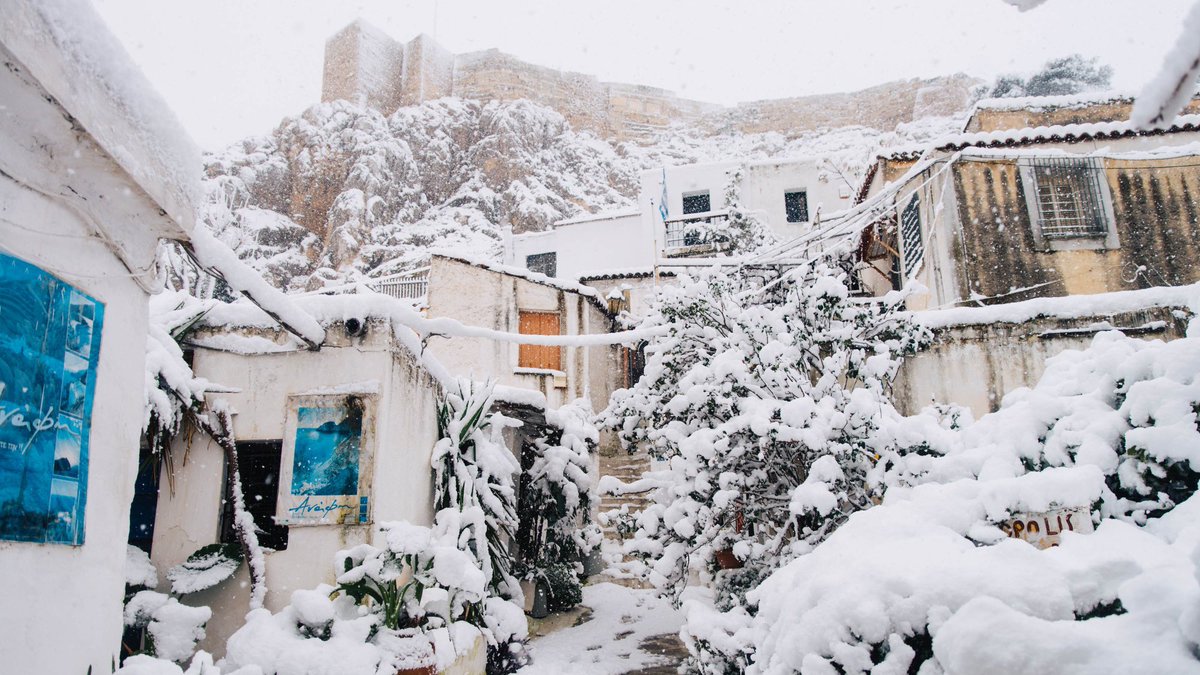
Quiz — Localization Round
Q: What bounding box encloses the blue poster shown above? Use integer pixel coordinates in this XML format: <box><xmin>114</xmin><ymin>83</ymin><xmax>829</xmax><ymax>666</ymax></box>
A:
<box><xmin>291</xmin><ymin>406</ymin><xmax>361</xmax><ymax>496</ymax></box>
<box><xmin>0</xmin><ymin>253</ymin><xmax>103</xmax><ymax>545</ymax></box>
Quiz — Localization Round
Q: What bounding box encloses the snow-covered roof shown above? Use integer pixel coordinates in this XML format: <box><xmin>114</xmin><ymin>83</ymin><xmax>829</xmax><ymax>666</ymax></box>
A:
<box><xmin>970</xmin><ymin>91</ymin><xmax>1135</xmax><ymax>113</ymax></box>
<box><xmin>554</xmin><ymin>208</ymin><xmax>640</xmax><ymax>227</ymax></box>
<box><xmin>577</xmin><ymin>267</ymin><xmax>679</xmax><ymax>282</ymax></box>
<box><xmin>0</xmin><ymin>0</ymin><xmax>202</xmax><ymax>236</ymax></box>
<box><xmin>880</xmin><ymin>115</ymin><xmax>1200</xmax><ymax>160</ymax></box>
<box><xmin>429</xmin><ymin>251</ymin><xmax>610</xmax><ymax>313</ymax></box>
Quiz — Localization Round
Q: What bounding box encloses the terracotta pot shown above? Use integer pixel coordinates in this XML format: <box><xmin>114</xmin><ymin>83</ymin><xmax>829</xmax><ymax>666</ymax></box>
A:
<box><xmin>394</xmin><ymin>665</ymin><xmax>435</xmax><ymax>675</ymax></box>
<box><xmin>393</xmin><ymin>639</ymin><xmax>436</xmax><ymax>675</ymax></box>
<box><xmin>714</xmin><ymin>547</ymin><xmax>743</xmax><ymax>570</ymax></box>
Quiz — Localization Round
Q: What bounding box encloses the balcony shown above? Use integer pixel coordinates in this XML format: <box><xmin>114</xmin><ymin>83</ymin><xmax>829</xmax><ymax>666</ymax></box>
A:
<box><xmin>663</xmin><ymin>210</ymin><xmax>732</xmax><ymax>257</ymax></box>
<box><xmin>368</xmin><ymin>276</ymin><xmax>428</xmax><ymax>300</ymax></box>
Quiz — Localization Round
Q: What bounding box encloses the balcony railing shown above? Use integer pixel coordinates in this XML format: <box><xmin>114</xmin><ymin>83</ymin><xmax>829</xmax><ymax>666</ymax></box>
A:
<box><xmin>664</xmin><ymin>210</ymin><xmax>731</xmax><ymax>253</ymax></box>
<box><xmin>369</xmin><ymin>277</ymin><xmax>428</xmax><ymax>300</ymax></box>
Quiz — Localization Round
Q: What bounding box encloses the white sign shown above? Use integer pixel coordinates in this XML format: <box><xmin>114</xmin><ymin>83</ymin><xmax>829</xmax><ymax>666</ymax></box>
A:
<box><xmin>999</xmin><ymin>507</ymin><xmax>1094</xmax><ymax>549</ymax></box>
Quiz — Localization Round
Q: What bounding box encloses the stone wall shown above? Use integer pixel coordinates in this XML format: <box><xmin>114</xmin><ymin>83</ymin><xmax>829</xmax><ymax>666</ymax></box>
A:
<box><xmin>949</xmin><ymin>155</ymin><xmax>1200</xmax><ymax>303</ymax></box>
<box><xmin>966</xmin><ymin>98</ymin><xmax>1200</xmax><ymax>133</ymax></box>
<box><xmin>895</xmin><ymin>309</ymin><xmax>1187</xmax><ymax>417</ymax></box>
<box><xmin>320</xmin><ymin>21</ymin><xmax>981</xmax><ymax>142</ymax></box>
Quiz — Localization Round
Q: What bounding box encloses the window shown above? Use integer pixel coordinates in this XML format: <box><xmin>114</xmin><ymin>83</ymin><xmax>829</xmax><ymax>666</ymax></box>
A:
<box><xmin>1020</xmin><ymin>157</ymin><xmax>1118</xmax><ymax>250</ymax></box>
<box><xmin>221</xmin><ymin>440</ymin><xmax>288</xmax><ymax>551</ymax></box>
<box><xmin>518</xmin><ymin>311</ymin><xmax>561</xmax><ymax>370</ymax></box>
<box><xmin>784</xmin><ymin>190</ymin><xmax>809</xmax><ymax>223</ymax></box>
<box><xmin>621</xmin><ymin>342</ymin><xmax>646</xmax><ymax>388</ymax></box>
<box><xmin>682</xmin><ymin>190</ymin><xmax>710</xmax><ymax>215</ymax></box>
<box><xmin>901</xmin><ymin>194</ymin><xmax>923</xmax><ymax>278</ymax></box>
<box><xmin>526</xmin><ymin>252</ymin><xmax>557</xmax><ymax>277</ymax></box>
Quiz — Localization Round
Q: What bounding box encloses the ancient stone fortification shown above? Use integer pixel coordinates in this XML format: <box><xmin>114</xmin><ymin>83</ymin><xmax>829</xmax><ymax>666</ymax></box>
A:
<box><xmin>322</xmin><ymin>20</ymin><xmax>980</xmax><ymax>142</ymax></box>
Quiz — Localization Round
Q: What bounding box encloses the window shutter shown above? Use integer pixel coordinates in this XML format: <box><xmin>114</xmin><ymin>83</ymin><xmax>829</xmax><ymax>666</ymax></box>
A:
<box><xmin>518</xmin><ymin>311</ymin><xmax>561</xmax><ymax>370</ymax></box>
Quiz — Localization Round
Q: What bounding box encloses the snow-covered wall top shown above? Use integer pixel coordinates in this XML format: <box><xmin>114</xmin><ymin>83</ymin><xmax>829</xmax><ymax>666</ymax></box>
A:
<box><xmin>972</xmin><ymin>90</ymin><xmax>1136</xmax><ymax>112</ymax></box>
<box><xmin>0</xmin><ymin>0</ymin><xmax>201</xmax><ymax>236</ymax></box>
<box><xmin>428</xmin><ymin>252</ymin><xmax>607</xmax><ymax>308</ymax></box>
<box><xmin>882</xmin><ymin>114</ymin><xmax>1200</xmax><ymax>160</ymax></box>
<box><xmin>914</xmin><ymin>283</ymin><xmax>1200</xmax><ymax>330</ymax></box>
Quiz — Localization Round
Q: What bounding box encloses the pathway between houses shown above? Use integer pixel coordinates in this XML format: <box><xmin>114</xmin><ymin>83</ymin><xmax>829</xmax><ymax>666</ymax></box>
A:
<box><xmin>517</xmin><ymin>582</ymin><xmax>688</xmax><ymax>675</ymax></box>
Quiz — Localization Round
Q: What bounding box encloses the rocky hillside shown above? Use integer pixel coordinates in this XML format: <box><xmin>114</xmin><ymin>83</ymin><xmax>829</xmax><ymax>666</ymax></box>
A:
<box><xmin>202</xmin><ymin>97</ymin><xmax>965</xmax><ymax>291</ymax></box>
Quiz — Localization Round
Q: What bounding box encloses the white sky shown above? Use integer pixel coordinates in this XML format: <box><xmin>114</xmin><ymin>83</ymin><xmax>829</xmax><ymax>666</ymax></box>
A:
<box><xmin>92</xmin><ymin>0</ymin><xmax>1194</xmax><ymax>150</ymax></box>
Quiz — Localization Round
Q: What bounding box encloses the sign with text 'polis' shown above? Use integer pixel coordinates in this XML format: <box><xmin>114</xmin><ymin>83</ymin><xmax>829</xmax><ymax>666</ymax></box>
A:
<box><xmin>1000</xmin><ymin>506</ymin><xmax>1095</xmax><ymax>549</ymax></box>
<box><xmin>0</xmin><ymin>253</ymin><xmax>103</xmax><ymax>545</ymax></box>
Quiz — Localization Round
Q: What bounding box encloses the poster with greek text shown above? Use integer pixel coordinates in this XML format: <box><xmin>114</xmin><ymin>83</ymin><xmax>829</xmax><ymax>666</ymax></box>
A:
<box><xmin>278</xmin><ymin>394</ymin><xmax>373</xmax><ymax>525</ymax></box>
<box><xmin>0</xmin><ymin>253</ymin><xmax>103</xmax><ymax>545</ymax></box>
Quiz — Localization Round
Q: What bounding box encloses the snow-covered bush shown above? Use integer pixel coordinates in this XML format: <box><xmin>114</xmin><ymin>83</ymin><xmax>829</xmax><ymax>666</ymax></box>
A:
<box><xmin>686</xmin><ymin>321</ymin><xmax>1200</xmax><ymax>674</ymax></box>
<box><xmin>219</xmin><ymin>513</ymin><xmax>528</xmax><ymax>675</ymax></box>
<box><xmin>603</xmin><ymin>261</ymin><xmax>929</xmax><ymax>615</ymax></box>
<box><xmin>433</xmin><ymin>381</ymin><xmax>523</xmax><ymax>601</ymax></box>
<box><xmin>879</xmin><ymin>326</ymin><xmax>1200</xmax><ymax>523</ymax></box>
<box><xmin>333</xmin><ymin>511</ymin><xmax>492</xmax><ymax>631</ymax></box>
<box><xmin>516</xmin><ymin>399</ymin><xmax>602</xmax><ymax>611</ymax></box>
<box><xmin>125</xmin><ymin>591</ymin><xmax>213</xmax><ymax>664</ymax></box>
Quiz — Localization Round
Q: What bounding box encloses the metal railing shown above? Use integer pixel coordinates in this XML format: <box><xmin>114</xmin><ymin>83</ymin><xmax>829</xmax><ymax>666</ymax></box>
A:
<box><xmin>664</xmin><ymin>211</ymin><xmax>730</xmax><ymax>248</ymax></box>
<box><xmin>370</xmin><ymin>277</ymin><xmax>428</xmax><ymax>300</ymax></box>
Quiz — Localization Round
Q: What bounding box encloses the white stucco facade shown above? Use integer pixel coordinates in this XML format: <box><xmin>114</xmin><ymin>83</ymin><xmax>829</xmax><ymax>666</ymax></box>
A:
<box><xmin>509</xmin><ymin>210</ymin><xmax>652</xmax><ymax>281</ymax></box>
<box><xmin>151</xmin><ymin>320</ymin><xmax>444</xmax><ymax>656</ymax></box>
<box><xmin>425</xmin><ymin>256</ymin><xmax>618</xmax><ymax>414</ymax></box>
<box><xmin>0</xmin><ymin>3</ymin><xmax>199</xmax><ymax>671</ymax></box>
<box><xmin>506</xmin><ymin>159</ymin><xmax>852</xmax><ymax>281</ymax></box>
<box><xmin>638</xmin><ymin>158</ymin><xmax>853</xmax><ymax>247</ymax></box>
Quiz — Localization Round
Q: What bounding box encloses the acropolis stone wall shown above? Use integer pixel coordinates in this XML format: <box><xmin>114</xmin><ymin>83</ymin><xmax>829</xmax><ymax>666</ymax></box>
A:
<box><xmin>321</xmin><ymin>20</ymin><xmax>980</xmax><ymax>142</ymax></box>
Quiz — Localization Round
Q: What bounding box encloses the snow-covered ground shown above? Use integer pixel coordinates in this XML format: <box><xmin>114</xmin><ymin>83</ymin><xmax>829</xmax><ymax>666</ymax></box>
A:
<box><xmin>519</xmin><ymin>583</ymin><xmax>685</xmax><ymax>675</ymax></box>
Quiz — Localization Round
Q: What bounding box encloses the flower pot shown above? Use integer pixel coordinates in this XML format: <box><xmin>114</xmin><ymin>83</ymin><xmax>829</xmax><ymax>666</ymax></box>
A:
<box><xmin>714</xmin><ymin>547</ymin><xmax>743</xmax><ymax>570</ymax></box>
<box><xmin>386</xmin><ymin>632</ymin><xmax>436</xmax><ymax>675</ymax></box>
<box><xmin>395</xmin><ymin>665</ymin><xmax>435</xmax><ymax>675</ymax></box>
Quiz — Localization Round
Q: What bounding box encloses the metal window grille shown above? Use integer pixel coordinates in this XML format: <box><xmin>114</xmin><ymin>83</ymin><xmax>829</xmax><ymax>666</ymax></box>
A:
<box><xmin>664</xmin><ymin>213</ymin><xmax>729</xmax><ymax>248</ymax></box>
<box><xmin>901</xmin><ymin>194</ymin><xmax>923</xmax><ymax>278</ymax></box>
<box><xmin>1030</xmin><ymin>158</ymin><xmax>1109</xmax><ymax>238</ymax></box>
<box><xmin>526</xmin><ymin>252</ymin><xmax>557</xmax><ymax>277</ymax></box>
<box><xmin>784</xmin><ymin>190</ymin><xmax>809</xmax><ymax>223</ymax></box>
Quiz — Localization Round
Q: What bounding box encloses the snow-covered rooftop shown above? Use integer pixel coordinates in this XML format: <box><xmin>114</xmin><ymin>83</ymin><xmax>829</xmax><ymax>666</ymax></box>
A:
<box><xmin>554</xmin><ymin>208</ymin><xmax>640</xmax><ymax>227</ymax></box>
<box><xmin>881</xmin><ymin>114</ymin><xmax>1200</xmax><ymax>160</ymax></box>
<box><xmin>1</xmin><ymin>0</ymin><xmax>202</xmax><ymax>235</ymax></box>
<box><xmin>971</xmin><ymin>90</ymin><xmax>1135</xmax><ymax>113</ymax></box>
<box><xmin>578</xmin><ymin>267</ymin><xmax>680</xmax><ymax>283</ymax></box>
<box><xmin>428</xmin><ymin>251</ymin><xmax>610</xmax><ymax>312</ymax></box>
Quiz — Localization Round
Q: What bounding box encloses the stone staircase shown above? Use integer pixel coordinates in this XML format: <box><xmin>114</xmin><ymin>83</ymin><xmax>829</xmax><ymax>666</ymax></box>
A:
<box><xmin>593</xmin><ymin>450</ymin><xmax>655</xmax><ymax>587</ymax></box>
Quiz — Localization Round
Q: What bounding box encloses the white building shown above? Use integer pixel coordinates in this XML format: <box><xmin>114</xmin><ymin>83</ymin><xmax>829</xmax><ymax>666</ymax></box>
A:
<box><xmin>425</xmin><ymin>254</ymin><xmax>619</xmax><ymax>413</ymax></box>
<box><xmin>0</xmin><ymin>2</ymin><xmax>200</xmax><ymax>672</ymax></box>
<box><xmin>508</xmin><ymin>158</ymin><xmax>852</xmax><ymax>281</ymax></box>
<box><xmin>152</xmin><ymin>309</ymin><xmax>447</xmax><ymax>655</ymax></box>
<box><xmin>509</xmin><ymin>208</ymin><xmax>648</xmax><ymax>281</ymax></box>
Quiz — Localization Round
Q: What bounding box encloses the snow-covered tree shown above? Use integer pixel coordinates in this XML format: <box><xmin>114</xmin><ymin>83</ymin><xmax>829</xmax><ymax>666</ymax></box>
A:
<box><xmin>688</xmin><ymin>319</ymin><xmax>1200</xmax><ymax>674</ymax></box>
<box><xmin>602</xmin><ymin>261</ymin><xmax>929</xmax><ymax>625</ymax></box>
<box><xmin>990</xmin><ymin>54</ymin><xmax>1113</xmax><ymax>98</ymax></box>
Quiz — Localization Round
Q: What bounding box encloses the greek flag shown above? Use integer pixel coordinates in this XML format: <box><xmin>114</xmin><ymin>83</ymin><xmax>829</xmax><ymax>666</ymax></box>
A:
<box><xmin>658</xmin><ymin>167</ymin><xmax>669</xmax><ymax>223</ymax></box>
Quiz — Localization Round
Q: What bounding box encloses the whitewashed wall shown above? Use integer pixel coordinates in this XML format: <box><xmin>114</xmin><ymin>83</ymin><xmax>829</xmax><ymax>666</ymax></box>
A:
<box><xmin>637</xmin><ymin>159</ymin><xmax>852</xmax><ymax>246</ymax></box>
<box><xmin>425</xmin><ymin>258</ymin><xmax>617</xmax><ymax>413</ymax></box>
<box><xmin>510</xmin><ymin>211</ymin><xmax>651</xmax><ymax>281</ymax></box>
<box><xmin>0</xmin><ymin>175</ymin><xmax>156</xmax><ymax>674</ymax></box>
<box><xmin>151</xmin><ymin>322</ymin><xmax>442</xmax><ymax>656</ymax></box>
